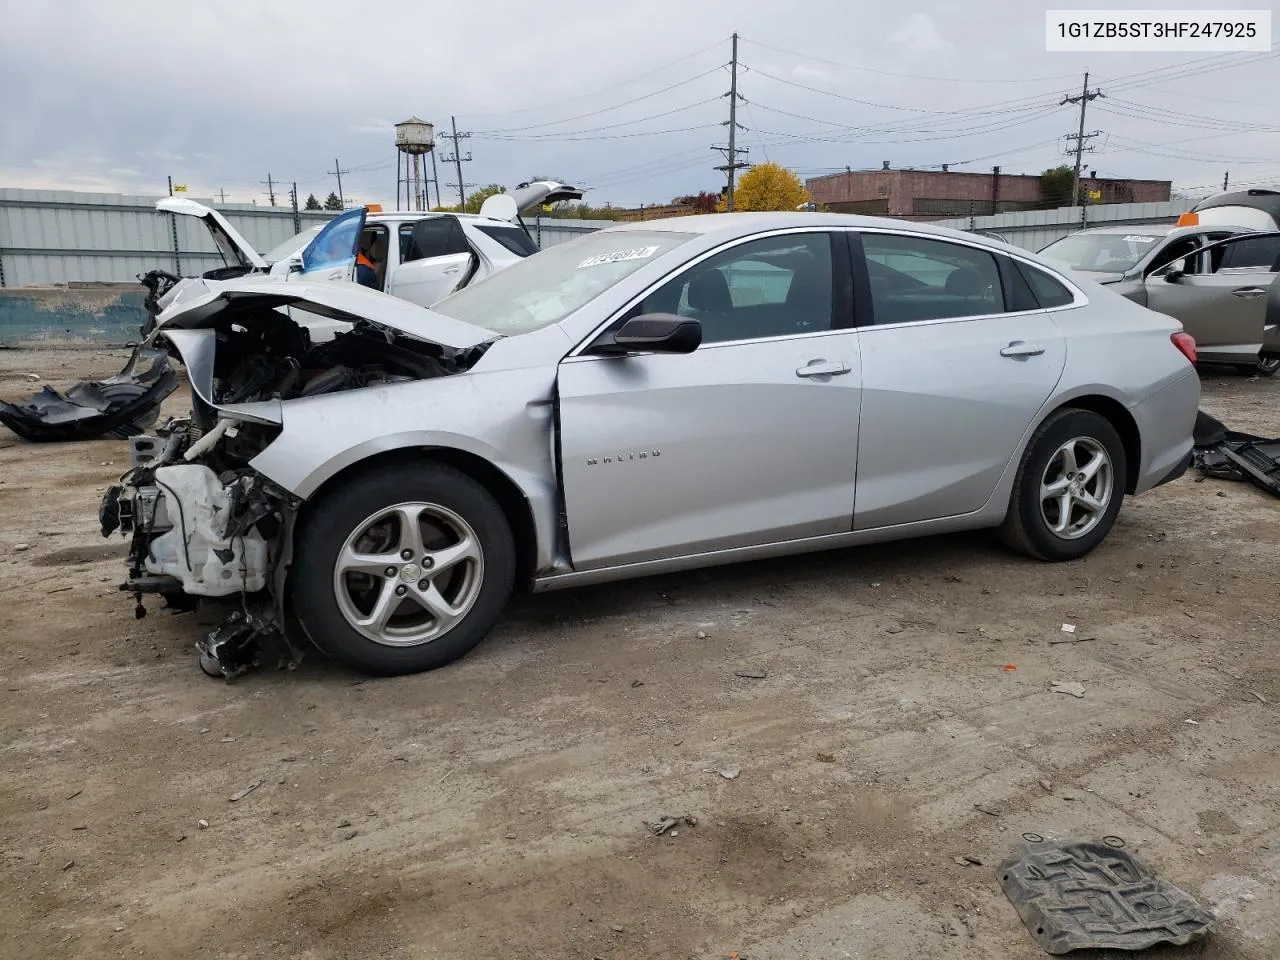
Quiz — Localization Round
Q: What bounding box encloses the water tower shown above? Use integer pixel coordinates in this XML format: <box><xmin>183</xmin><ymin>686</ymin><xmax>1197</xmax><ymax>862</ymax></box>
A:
<box><xmin>395</xmin><ymin>117</ymin><xmax>436</xmax><ymax>211</ymax></box>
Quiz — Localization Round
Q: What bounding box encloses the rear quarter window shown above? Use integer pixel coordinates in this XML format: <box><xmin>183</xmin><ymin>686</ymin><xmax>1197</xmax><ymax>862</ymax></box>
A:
<box><xmin>475</xmin><ymin>224</ymin><xmax>539</xmax><ymax>258</ymax></box>
<box><xmin>1017</xmin><ymin>262</ymin><xmax>1075</xmax><ymax>308</ymax></box>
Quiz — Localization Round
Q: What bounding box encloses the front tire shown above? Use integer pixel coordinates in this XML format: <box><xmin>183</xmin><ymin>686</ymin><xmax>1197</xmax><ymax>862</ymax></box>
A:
<box><xmin>999</xmin><ymin>409</ymin><xmax>1127</xmax><ymax>562</ymax></box>
<box><xmin>292</xmin><ymin>461</ymin><xmax>515</xmax><ymax>676</ymax></box>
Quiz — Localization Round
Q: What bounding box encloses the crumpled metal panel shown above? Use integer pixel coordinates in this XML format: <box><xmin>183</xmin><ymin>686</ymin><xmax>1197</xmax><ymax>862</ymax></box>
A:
<box><xmin>999</xmin><ymin>839</ymin><xmax>1215</xmax><ymax>954</ymax></box>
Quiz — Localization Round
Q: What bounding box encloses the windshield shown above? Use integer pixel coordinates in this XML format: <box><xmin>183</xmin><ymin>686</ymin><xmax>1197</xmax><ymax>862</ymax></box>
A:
<box><xmin>1038</xmin><ymin>232</ymin><xmax>1166</xmax><ymax>274</ymax></box>
<box><xmin>431</xmin><ymin>229</ymin><xmax>691</xmax><ymax>335</ymax></box>
<box><xmin>262</xmin><ymin>224</ymin><xmax>323</xmax><ymax>265</ymax></box>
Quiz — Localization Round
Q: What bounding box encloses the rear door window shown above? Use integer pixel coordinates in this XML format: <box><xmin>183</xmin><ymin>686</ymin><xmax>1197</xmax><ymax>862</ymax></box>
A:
<box><xmin>475</xmin><ymin>224</ymin><xmax>539</xmax><ymax>258</ymax></box>
<box><xmin>860</xmin><ymin>233</ymin><xmax>1004</xmax><ymax>324</ymax></box>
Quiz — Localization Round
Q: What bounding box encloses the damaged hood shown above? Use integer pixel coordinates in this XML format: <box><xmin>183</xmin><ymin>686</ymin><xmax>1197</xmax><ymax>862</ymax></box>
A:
<box><xmin>155</xmin><ymin>277</ymin><xmax>499</xmax><ymax>350</ymax></box>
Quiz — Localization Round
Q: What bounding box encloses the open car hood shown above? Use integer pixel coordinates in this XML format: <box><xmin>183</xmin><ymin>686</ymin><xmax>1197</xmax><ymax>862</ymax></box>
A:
<box><xmin>156</xmin><ymin>198</ymin><xmax>269</xmax><ymax>270</ymax></box>
<box><xmin>479</xmin><ymin>179</ymin><xmax>584</xmax><ymax>221</ymax></box>
<box><xmin>155</xmin><ymin>277</ymin><xmax>498</xmax><ymax>351</ymax></box>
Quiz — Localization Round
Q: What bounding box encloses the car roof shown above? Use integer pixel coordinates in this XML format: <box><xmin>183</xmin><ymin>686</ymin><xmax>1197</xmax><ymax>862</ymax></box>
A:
<box><xmin>596</xmin><ymin>211</ymin><xmax>1050</xmax><ymax>253</ymax></box>
<box><xmin>1063</xmin><ymin>223</ymin><xmax>1253</xmax><ymax>238</ymax></box>
<box><xmin>366</xmin><ymin>211</ymin><xmax>515</xmax><ymax>226</ymax></box>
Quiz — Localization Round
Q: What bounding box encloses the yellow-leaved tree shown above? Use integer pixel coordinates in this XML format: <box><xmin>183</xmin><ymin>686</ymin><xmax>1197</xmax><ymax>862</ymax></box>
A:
<box><xmin>720</xmin><ymin>163</ymin><xmax>810</xmax><ymax>212</ymax></box>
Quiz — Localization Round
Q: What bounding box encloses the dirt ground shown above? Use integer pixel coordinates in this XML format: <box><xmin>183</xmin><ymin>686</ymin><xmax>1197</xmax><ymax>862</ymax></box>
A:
<box><xmin>2</xmin><ymin>345</ymin><xmax>1279</xmax><ymax>960</ymax></box>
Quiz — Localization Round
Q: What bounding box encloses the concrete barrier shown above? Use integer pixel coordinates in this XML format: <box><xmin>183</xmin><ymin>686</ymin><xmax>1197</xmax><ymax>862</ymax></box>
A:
<box><xmin>0</xmin><ymin>284</ymin><xmax>144</xmax><ymax>346</ymax></box>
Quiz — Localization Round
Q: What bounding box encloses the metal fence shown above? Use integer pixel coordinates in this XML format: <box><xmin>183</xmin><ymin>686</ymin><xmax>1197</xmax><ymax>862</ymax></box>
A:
<box><xmin>0</xmin><ymin>187</ymin><xmax>610</xmax><ymax>287</ymax></box>
<box><xmin>0</xmin><ymin>188</ymin><xmax>335</xmax><ymax>286</ymax></box>
<box><xmin>0</xmin><ymin>186</ymin><xmax>1196</xmax><ymax>287</ymax></box>
<box><xmin>932</xmin><ymin>200</ymin><xmax>1193</xmax><ymax>251</ymax></box>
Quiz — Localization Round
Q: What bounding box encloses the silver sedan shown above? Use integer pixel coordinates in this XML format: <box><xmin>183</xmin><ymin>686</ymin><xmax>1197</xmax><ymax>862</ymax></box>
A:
<box><xmin>105</xmin><ymin>213</ymin><xmax>1201</xmax><ymax>677</ymax></box>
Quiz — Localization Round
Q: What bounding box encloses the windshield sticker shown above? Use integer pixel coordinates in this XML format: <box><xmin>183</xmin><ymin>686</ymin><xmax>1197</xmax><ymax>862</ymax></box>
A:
<box><xmin>1123</xmin><ymin>236</ymin><xmax>1158</xmax><ymax>243</ymax></box>
<box><xmin>577</xmin><ymin>245</ymin><xmax>660</xmax><ymax>269</ymax></box>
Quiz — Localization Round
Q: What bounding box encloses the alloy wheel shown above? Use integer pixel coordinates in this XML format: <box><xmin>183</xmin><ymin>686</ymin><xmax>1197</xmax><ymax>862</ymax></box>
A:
<box><xmin>1038</xmin><ymin>437</ymin><xmax>1114</xmax><ymax>541</ymax></box>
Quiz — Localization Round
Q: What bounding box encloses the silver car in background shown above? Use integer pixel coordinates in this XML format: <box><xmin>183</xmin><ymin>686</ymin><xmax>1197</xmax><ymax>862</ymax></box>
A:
<box><xmin>1039</xmin><ymin>223</ymin><xmax>1280</xmax><ymax>376</ymax></box>
<box><xmin>103</xmin><ymin>213</ymin><xmax>1200</xmax><ymax>678</ymax></box>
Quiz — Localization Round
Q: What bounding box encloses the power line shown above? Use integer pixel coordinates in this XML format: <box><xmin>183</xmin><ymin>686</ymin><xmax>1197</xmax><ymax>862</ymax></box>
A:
<box><xmin>471</xmin><ymin>98</ymin><xmax>721</xmax><ymax>140</ymax></box>
<box><xmin>462</xmin><ymin>36</ymin><xmax>730</xmax><ymax>118</ymax></box>
<box><xmin>475</xmin><ymin>66</ymin><xmax>725</xmax><ymax>133</ymax></box>
<box><xmin>738</xmin><ymin>35</ymin><xmax>1079</xmax><ymax>84</ymax></box>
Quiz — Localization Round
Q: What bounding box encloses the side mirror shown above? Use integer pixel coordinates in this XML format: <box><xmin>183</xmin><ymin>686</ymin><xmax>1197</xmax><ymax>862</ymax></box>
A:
<box><xmin>1162</xmin><ymin>258</ymin><xmax>1188</xmax><ymax>282</ymax></box>
<box><xmin>590</xmin><ymin>313</ymin><xmax>702</xmax><ymax>356</ymax></box>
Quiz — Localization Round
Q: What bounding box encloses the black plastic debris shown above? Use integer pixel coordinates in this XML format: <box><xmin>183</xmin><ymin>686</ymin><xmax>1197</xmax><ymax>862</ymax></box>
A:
<box><xmin>0</xmin><ymin>346</ymin><xmax>176</xmax><ymax>443</ymax></box>
<box><xmin>1193</xmin><ymin>410</ymin><xmax>1280</xmax><ymax>498</ymax></box>
<box><xmin>999</xmin><ymin>838</ymin><xmax>1214</xmax><ymax>954</ymax></box>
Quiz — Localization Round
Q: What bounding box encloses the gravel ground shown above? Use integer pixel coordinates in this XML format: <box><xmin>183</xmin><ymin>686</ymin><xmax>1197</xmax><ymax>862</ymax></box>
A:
<box><xmin>2</xmin><ymin>346</ymin><xmax>1278</xmax><ymax>960</ymax></box>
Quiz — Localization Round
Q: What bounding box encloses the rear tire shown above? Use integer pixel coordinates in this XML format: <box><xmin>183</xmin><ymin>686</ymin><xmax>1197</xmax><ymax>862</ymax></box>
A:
<box><xmin>998</xmin><ymin>409</ymin><xmax>1127</xmax><ymax>562</ymax></box>
<box><xmin>292</xmin><ymin>461</ymin><xmax>515</xmax><ymax>676</ymax></box>
<box><xmin>1248</xmin><ymin>356</ymin><xmax>1280</xmax><ymax>377</ymax></box>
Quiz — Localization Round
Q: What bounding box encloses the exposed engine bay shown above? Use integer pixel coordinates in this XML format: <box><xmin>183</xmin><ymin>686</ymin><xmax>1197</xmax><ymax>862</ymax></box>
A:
<box><xmin>100</xmin><ymin>301</ymin><xmax>485</xmax><ymax>679</ymax></box>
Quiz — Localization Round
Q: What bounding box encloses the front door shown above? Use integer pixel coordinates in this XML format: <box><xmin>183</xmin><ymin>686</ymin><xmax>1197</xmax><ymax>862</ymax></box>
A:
<box><xmin>1145</xmin><ymin>233</ymin><xmax>1280</xmax><ymax>363</ymax></box>
<box><xmin>851</xmin><ymin>231</ymin><xmax>1067</xmax><ymax>529</ymax></box>
<box><xmin>297</xmin><ymin>207</ymin><xmax>366</xmax><ymax>284</ymax></box>
<box><xmin>557</xmin><ymin>231</ymin><xmax>862</xmax><ymax>570</ymax></box>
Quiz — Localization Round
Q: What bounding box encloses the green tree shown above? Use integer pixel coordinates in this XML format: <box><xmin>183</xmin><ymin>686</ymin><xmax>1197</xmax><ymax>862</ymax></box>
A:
<box><xmin>323</xmin><ymin>192</ymin><xmax>343</xmax><ymax>211</ymax></box>
<box><xmin>462</xmin><ymin>184</ymin><xmax>506</xmax><ymax>214</ymax></box>
<box><xmin>304</xmin><ymin>193</ymin><xmax>322</xmax><ymax>210</ymax></box>
<box><xmin>1040</xmin><ymin>166</ymin><xmax>1079</xmax><ymax>207</ymax></box>
<box><xmin>720</xmin><ymin>163</ymin><xmax>809</xmax><ymax>212</ymax></box>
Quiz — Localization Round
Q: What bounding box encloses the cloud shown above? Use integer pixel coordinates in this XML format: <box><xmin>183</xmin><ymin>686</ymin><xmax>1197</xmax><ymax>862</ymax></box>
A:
<box><xmin>889</xmin><ymin>13</ymin><xmax>953</xmax><ymax>55</ymax></box>
<box><xmin>0</xmin><ymin>0</ymin><xmax>1276</xmax><ymax>208</ymax></box>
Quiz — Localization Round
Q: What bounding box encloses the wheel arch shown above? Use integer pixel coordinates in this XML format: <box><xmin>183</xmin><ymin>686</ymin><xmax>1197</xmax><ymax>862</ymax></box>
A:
<box><xmin>294</xmin><ymin>446</ymin><xmax>540</xmax><ymax>592</ymax></box>
<box><xmin>1037</xmin><ymin>392</ymin><xmax>1142</xmax><ymax>494</ymax></box>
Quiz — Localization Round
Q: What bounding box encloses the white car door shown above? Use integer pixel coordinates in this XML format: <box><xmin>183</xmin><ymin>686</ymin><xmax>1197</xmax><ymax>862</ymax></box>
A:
<box><xmin>557</xmin><ymin>231</ymin><xmax>862</xmax><ymax>571</ymax></box>
<box><xmin>850</xmin><ymin>230</ymin><xmax>1067</xmax><ymax>529</ymax></box>
<box><xmin>292</xmin><ymin>206</ymin><xmax>366</xmax><ymax>285</ymax></box>
<box><xmin>386</xmin><ymin>217</ymin><xmax>473</xmax><ymax>307</ymax></box>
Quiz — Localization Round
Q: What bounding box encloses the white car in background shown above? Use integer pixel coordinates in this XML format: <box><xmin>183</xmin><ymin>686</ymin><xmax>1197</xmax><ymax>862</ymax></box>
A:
<box><xmin>150</xmin><ymin>180</ymin><xmax>583</xmax><ymax>337</ymax></box>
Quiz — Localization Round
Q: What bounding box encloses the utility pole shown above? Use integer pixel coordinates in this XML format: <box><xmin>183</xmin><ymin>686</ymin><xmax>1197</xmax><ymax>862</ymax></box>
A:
<box><xmin>440</xmin><ymin>116</ymin><xmax>472</xmax><ymax>207</ymax></box>
<box><xmin>166</xmin><ymin>175</ymin><xmax>182</xmax><ymax>275</ymax></box>
<box><xmin>428</xmin><ymin>149</ymin><xmax>442</xmax><ymax>210</ymax></box>
<box><xmin>712</xmin><ymin>32</ymin><xmax>749</xmax><ymax>211</ymax></box>
<box><xmin>217</xmin><ymin>188</ymin><xmax>227</xmax><ymax>204</ymax></box>
<box><xmin>1061</xmin><ymin>72</ymin><xmax>1104</xmax><ymax>208</ymax></box>
<box><xmin>261</xmin><ymin>173</ymin><xmax>277</xmax><ymax>207</ymax></box>
<box><xmin>1223</xmin><ymin>170</ymin><xmax>1230</xmax><ymax>191</ymax></box>
<box><xmin>329</xmin><ymin>158</ymin><xmax>349</xmax><ymax>208</ymax></box>
<box><xmin>290</xmin><ymin>182</ymin><xmax>301</xmax><ymax>234</ymax></box>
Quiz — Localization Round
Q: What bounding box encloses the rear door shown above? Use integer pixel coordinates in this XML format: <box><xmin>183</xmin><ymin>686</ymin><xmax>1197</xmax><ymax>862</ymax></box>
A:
<box><xmin>1144</xmin><ymin>233</ymin><xmax>1280</xmax><ymax>362</ymax></box>
<box><xmin>850</xmin><ymin>230</ymin><xmax>1067</xmax><ymax>529</ymax></box>
<box><xmin>387</xmin><ymin>217</ymin><xmax>473</xmax><ymax>307</ymax></box>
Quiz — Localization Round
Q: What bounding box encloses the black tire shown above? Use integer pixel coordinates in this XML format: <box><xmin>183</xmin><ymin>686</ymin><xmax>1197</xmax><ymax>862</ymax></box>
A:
<box><xmin>292</xmin><ymin>461</ymin><xmax>515</xmax><ymax>676</ymax></box>
<box><xmin>1251</xmin><ymin>356</ymin><xmax>1280</xmax><ymax>377</ymax></box>
<box><xmin>998</xmin><ymin>409</ymin><xmax>1127</xmax><ymax>562</ymax></box>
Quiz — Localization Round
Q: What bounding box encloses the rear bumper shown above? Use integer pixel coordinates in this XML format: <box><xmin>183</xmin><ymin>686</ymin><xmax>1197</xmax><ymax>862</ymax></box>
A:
<box><xmin>1153</xmin><ymin>451</ymin><xmax>1192</xmax><ymax>488</ymax></box>
<box><xmin>1130</xmin><ymin>369</ymin><xmax>1200</xmax><ymax>496</ymax></box>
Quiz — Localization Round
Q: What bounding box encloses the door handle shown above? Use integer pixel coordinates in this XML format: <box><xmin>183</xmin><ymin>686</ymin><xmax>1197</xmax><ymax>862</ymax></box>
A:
<box><xmin>443</xmin><ymin>267</ymin><xmax>461</xmax><ymax>275</ymax></box>
<box><xmin>795</xmin><ymin>359</ymin><xmax>850</xmax><ymax>378</ymax></box>
<box><xmin>1232</xmin><ymin>287</ymin><xmax>1268</xmax><ymax>299</ymax></box>
<box><xmin>1000</xmin><ymin>340</ymin><xmax>1045</xmax><ymax>358</ymax></box>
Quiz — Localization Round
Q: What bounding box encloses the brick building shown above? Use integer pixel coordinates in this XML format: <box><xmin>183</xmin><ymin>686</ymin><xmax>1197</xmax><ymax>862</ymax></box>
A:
<box><xmin>806</xmin><ymin>165</ymin><xmax>1171</xmax><ymax>220</ymax></box>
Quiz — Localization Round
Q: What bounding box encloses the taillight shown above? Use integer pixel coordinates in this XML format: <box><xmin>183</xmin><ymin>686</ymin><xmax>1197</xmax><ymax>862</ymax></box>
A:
<box><xmin>1171</xmin><ymin>332</ymin><xmax>1197</xmax><ymax>364</ymax></box>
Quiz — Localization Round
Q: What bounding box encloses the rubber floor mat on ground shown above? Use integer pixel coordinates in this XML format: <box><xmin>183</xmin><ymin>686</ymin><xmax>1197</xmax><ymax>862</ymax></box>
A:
<box><xmin>999</xmin><ymin>838</ymin><xmax>1215</xmax><ymax>954</ymax></box>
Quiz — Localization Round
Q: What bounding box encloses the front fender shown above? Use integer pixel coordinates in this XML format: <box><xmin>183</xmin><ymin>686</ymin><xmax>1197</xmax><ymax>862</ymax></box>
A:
<box><xmin>248</xmin><ymin>367</ymin><xmax>561</xmax><ymax>569</ymax></box>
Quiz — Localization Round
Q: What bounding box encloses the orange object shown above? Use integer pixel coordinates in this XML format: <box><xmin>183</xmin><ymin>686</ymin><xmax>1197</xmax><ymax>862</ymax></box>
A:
<box><xmin>1003</xmin><ymin>664</ymin><xmax>1017</xmax><ymax>672</ymax></box>
<box><xmin>1175</xmin><ymin>211</ymin><xmax>1199</xmax><ymax>227</ymax></box>
<box><xmin>364</xmin><ymin>203</ymin><xmax>383</xmax><ymax>213</ymax></box>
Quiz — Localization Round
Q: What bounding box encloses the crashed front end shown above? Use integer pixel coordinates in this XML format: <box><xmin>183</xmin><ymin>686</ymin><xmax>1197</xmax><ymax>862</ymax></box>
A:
<box><xmin>99</xmin><ymin>280</ymin><xmax>491</xmax><ymax>678</ymax></box>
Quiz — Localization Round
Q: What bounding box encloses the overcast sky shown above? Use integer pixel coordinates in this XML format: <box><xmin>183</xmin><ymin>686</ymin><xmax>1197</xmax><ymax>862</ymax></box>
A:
<box><xmin>1</xmin><ymin>0</ymin><xmax>1276</xmax><ymax>209</ymax></box>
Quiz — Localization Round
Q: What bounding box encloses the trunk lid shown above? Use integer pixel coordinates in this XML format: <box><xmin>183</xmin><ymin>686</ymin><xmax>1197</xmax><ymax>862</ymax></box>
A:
<box><xmin>155</xmin><ymin>198</ymin><xmax>268</xmax><ymax>270</ymax></box>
